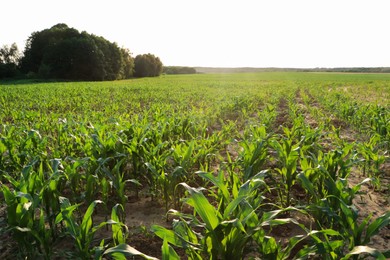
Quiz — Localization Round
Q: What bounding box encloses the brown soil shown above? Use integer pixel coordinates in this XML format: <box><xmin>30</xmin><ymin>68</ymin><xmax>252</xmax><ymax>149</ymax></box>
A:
<box><xmin>125</xmin><ymin>197</ymin><xmax>169</xmax><ymax>228</ymax></box>
<box><xmin>273</xmin><ymin>97</ymin><xmax>291</xmax><ymax>133</ymax></box>
<box><xmin>348</xmin><ymin>166</ymin><xmax>390</xmax><ymax>252</ymax></box>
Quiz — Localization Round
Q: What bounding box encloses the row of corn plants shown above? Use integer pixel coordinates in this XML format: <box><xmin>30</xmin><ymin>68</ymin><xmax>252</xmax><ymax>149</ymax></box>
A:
<box><xmin>304</xmin><ymin>85</ymin><xmax>389</xmax><ymax>181</ymax></box>
<box><xmin>151</xmin><ymin>85</ymin><xmax>389</xmax><ymax>259</ymax></box>
<box><xmin>1</xmin><ymin>73</ymin><xmax>389</xmax><ymax>259</ymax></box>
<box><xmin>1</xmin><ymin>75</ymin><xmax>277</xmax><ymax>258</ymax></box>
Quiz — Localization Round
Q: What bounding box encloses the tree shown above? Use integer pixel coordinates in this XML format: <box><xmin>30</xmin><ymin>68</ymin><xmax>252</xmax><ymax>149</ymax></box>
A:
<box><xmin>119</xmin><ymin>48</ymin><xmax>134</xmax><ymax>79</ymax></box>
<box><xmin>20</xmin><ymin>24</ymin><xmax>80</xmax><ymax>74</ymax></box>
<box><xmin>0</xmin><ymin>43</ymin><xmax>21</xmax><ymax>78</ymax></box>
<box><xmin>134</xmin><ymin>53</ymin><xmax>163</xmax><ymax>77</ymax></box>
<box><xmin>19</xmin><ymin>23</ymin><xmax>135</xmax><ymax>81</ymax></box>
<box><xmin>0</xmin><ymin>43</ymin><xmax>20</xmax><ymax>64</ymax></box>
<box><xmin>40</xmin><ymin>37</ymin><xmax>105</xmax><ymax>80</ymax></box>
<box><xmin>89</xmin><ymin>34</ymin><xmax>123</xmax><ymax>80</ymax></box>
<box><xmin>163</xmin><ymin>66</ymin><xmax>196</xmax><ymax>74</ymax></box>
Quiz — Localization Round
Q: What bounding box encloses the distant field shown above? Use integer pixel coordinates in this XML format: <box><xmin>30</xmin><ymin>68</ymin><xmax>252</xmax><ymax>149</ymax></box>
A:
<box><xmin>1</xmin><ymin>72</ymin><xmax>389</xmax><ymax>259</ymax></box>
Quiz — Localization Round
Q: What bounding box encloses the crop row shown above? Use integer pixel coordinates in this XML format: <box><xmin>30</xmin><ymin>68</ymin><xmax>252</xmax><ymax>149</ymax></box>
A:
<box><xmin>1</xmin><ymin>73</ymin><xmax>389</xmax><ymax>259</ymax></box>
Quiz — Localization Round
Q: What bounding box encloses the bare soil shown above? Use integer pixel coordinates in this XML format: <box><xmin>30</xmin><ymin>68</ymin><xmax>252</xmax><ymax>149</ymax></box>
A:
<box><xmin>273</xmin><ymin>97</ymin><xmax>292</xmax><ymax>133</ymax></box>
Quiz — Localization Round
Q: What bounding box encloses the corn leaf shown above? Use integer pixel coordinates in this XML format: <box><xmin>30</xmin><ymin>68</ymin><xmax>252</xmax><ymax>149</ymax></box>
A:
<box><xmin>162</xmin><ymin>237</ymin><xmax>180</xmax><ymax>260</ymax></box>
<box><xmin>180</xmin><ymin>182</ymin><xmax>220</xmax><ymax>230</ymax></box>
<box><xmin>104</xmin><ymin>243</ymin><xmax>158</xmax><ymax>260</ymax></box>
<box><xmin>344</xmin><ymin>245</ymin><xmax>386</xmax><ymax>260</ymax></box>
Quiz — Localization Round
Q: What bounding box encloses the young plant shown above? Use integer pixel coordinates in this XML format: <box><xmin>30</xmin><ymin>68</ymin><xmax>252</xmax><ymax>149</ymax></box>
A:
<box><xmin>55</xmin><ymin>198</ymin><xmax>110</xmax><ymax>259</ymax></box>
<box><xmin>271</xmin><ymin>137</ymin><xmax>300</xmax><ymax>207</ymax></box>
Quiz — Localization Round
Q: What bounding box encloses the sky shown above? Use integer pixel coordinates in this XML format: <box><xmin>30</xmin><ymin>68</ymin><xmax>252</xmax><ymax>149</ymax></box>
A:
<box><xmin>2</xmin><ymin>0</ymin><xmax>390</xmax><ymax>68</ymax></box>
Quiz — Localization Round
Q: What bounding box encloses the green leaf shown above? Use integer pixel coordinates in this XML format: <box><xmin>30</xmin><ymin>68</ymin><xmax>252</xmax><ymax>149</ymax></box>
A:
<box><xmin>104</xmin><ymin>243</ymin><xmax>158</xmax><ymax>260</ymax></box>
<box><xmin>151</xmin><ymin>225</ymin><xmax>184</xmax><ymax>248</ymax></box>
<box><xmin>162</xmin><ymin>237</ymin><xmax>180</xmax><ymax>260</ymax></box>
<box><xmin>197</xmin><ymin>171</ymin><xmax>230</xmax><ymax>203</ymax></box>
<box><xmin>2</xmin><ymin>185</ymin><xmax>15</xmax><ymax>205</ymax></box>
<box><xmin>15</xmin><ymin>191</ymin><xmax>33</xmax><ymax>202</ymax></box>
<box><xmin>224</xmin><ymin>195</ymin><xmax>247</xmax><ymax>219</ymax></box>
<box><xmin>183</xmin><ymin>141</ymin><xmax>194</xmax><ymax>165</ymax></box>
<box><xmin>261</xmin><ymin>218</ymin><xmax>300</xmax><ymax>227</ymax></box>
<box><xmin>297</xmin><ymin>172</ymin><xmax>317</xmax><ymax>199</ymax></box>
<box><xmin>344</xmin><ymin>245</ymin><xmax>386</xmax><ymax>260</ymax></box>
<box><xmin>111</xmin><ymin>204</ymin><xmax>127</xmax><ymax>245</ymax></box>
<box><xmin>364</xmin><ymin>211</ymin><xmax>390</xmax><ymax>244</ymax></box>
<box><xmin>180</xmin><ymin>182</ymin><xmax>220</xmax><ymax>230</ymax></box>
<box><xmin>81</xmin><ymin>200</ymin><xmax>103</xmax><ymax>240</ymax></box>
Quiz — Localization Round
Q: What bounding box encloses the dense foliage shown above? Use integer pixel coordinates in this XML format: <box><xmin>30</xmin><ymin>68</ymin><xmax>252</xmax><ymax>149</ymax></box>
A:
<box><xmin>0</xmin><ymin>43</ymin><xmax>20</xmax><ymax>78</ymax></box>
<box><xmin>163</xmin><ymin>66</ymin><xmax>196</xmax><ymax>74</ymax></box>
<box><xmin>0</xmin><ymin>73</ymin><xmax>389</xmax><ymax>259</ymax></box>
<box><xmin>134</xmin><ymin>53</ymin><xmax>163</xmax><ymax>77</ymax></box>
<box><xmin>19</xmin><ymin>24</ymin><xmax>134</xmax><ymax>81</ymax></box>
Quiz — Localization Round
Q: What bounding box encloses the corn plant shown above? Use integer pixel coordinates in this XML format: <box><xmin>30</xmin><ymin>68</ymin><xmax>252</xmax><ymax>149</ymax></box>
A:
<box><xmin>338</xmin><ymin>199</ymin><xmax>390</xmax><ymax>251</ymax></box>
<box><xmin>98</xmin><ymin>157</ymin><xmax>141</xmax><ymax>206</ymax></box>
<box><xmin>357</xmin><ymin>134</ymin><xmax>386</xmax><ymax>179</ymax></box>
<box><xmin>152</xmin><ymin>171</ymin><xmax>268</xmax><ymax>259</ymax></box>
<box><xmin>301</xmin><ymin>197</ymin><xmax>390</xmax><ymax>259</ymax></box>
<box><xmin>239</xmin><ymin>125</ymin><xmax>270</xmax><ymax>181</ymax></box>
<box><xmin>2</xmin><ymin>186</ymin><xmax>52</xmax><ymax>259</ymax></box>
<box><xmin>1</xmin><ymin>158</ymin><xmax>66</xmax><ymax>259</ymax></box>
<box><xmin>152</xmin><ymin>171</ymin><xmax>318</xmax><ymax>259</ymax></box>
<box><xmin>55</xmin><ymin>198</ymin><xmax>106</xmax><ymax>258</ymax></box>
<box><xmin>1</xmin><ymin>71</ymin><xmax>390</xmax><ymax>259</ymax></box>
<box><xmin>110</xmin><ymin>204</ymin><xmax>127</xmax><ymax>245</ymax></box>
<box><xmin>271</xmin><ymin>136</ymin><xmax>300</xmax><ymax>207</ymax></box>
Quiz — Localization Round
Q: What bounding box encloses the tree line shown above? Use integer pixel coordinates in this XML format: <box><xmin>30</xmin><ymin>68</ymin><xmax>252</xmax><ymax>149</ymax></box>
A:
<box><xmin>163</xmin><ymin>66</ymin><xmax>196</xmax><ymax>75</ymax></box>
<box><xmin>0</xmin><ymin>24</ymin><xmax>164</xmax><ymax>80</ymax></box>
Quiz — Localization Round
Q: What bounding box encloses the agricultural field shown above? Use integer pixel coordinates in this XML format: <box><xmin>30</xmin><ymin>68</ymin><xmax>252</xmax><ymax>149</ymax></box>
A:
<box><xmin>0</xmin><ymin>72</ymin><xmax>389</xmax><ymax>259</ymax></box>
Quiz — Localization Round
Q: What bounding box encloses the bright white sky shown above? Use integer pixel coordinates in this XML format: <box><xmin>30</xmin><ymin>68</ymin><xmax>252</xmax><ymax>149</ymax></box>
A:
<box><xmin>2</xmin><ymin>0</ymin><xmax>390</xmax><ymax>68</ymax></box>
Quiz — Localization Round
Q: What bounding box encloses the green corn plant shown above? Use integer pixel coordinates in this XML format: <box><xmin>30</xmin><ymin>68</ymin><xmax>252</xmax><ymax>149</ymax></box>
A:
<box><xmin>239</xmin><ymin>136</ymin><xmax>270</xmax><ymax>181</ymax></box>
<box><xmin>152</xmin><ymin>172</ymin><xmax>310</xmax><ymax>259</ymax></box>
<box><xmin>271</xmin><ymin>137</ymin><xmax>300</xmax><ymax>207</ymax></box>
<box><xmin>162</xmin><ymin>236</ymin><xmax>181</xmax><ymax>260</ymax></box>
<box><xmin>55</xmin><ymin>199</ymin><xmax>156</xmax><ymax>260</ymax></box>
<box><xmin>63</xmin><ymin>157</ymin><xmax>91</xmax><ymax>202</ymax></box>
<box><xmin>0</xmin><ymin>125</ymin><xmax>22</xmax><ymax>175</ymax></box>
<box><xmin>152</xmin><ymin>216</ymin><xmax>203</xmax><ymax>259</ymax></box>
<box><xmin>298</xmin><ymin>150</ymin><xmax>374</xmax><ymax>227</ymax></box>
<box><xmin>314</xmin><ymin>143</ymin><xmax>358</xmax><ymax>183</ymax></box>
<box><xmin>369</xmin><ymin>105</ymin><xmax>389</xmax><ymax>139</ymax></box>
<box><xmin>1</xmin><ymin>158</ymin><xmax>64</xmax><ymax>259</ymax></box>
<box><xmin>299</xmin><ymin>196</ymin><xmax>389</xmax><ymax>259</ymax></box>
<box><xmin>143</xmin><ymin>141</ymin><xmax>172</xmax><ymax>203</ymax></box>
<box><xmin>337</xmin><ymin>198</ymin><xmax>390</xmax><ymax>252</ymax></box>
<box><xmin>110</xmin><ymin>204</ymin><xmax>127</xmax><ymax>246</ymax></box>
<box><xmin>99</xmin><ymin>157</ymin><xmax>141</xmax><ymax>206</ymax></box>
<box><xmin>146</xmin><ymin>162</ymin><xmax>186</xmax><ymax>212</ymax></box>
<box><xmin>1</xmin><ymin>128</ymin><xmax>45</xmax><ymax>174</ymax></box>
<box><xmin>295</xmin><ymin>229</ymin><xmax>339</xmax><ymax>259</ymax></box>
<box><xmin>55</xmin><ymin>198</ymin><xmax>114</xmax><ymax>259</ymax></box>
<box><xmin>1</xmin><ymin>186</ymin><xmax>52</xmax><ymax>259</ymax></box>
<box><xmin>172</xmin><ymin>140</ymin><xmax>195</xmax><ymax>171</ymax></box>
<box><xmin>357</xmin><ymin>134</ymin><xmax>386</xmax><ymax>179</ymax></box>
<box><xmin>123</xmin><ymin>123</ymin><xmax>150</xmax><ymax>197</ymax></box>
<box><xmin>40</xmin><ymin>158</ymin><xmax>67</xmax><ymax>240</ymax></box>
